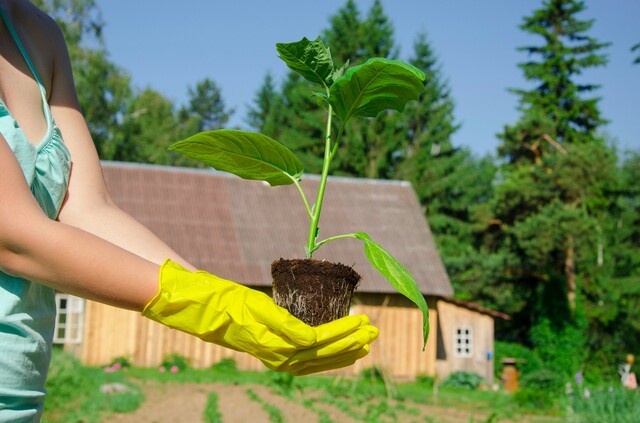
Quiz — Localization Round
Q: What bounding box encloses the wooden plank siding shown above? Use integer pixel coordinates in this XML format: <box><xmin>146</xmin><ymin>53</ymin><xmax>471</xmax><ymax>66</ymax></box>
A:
<box><xmin>76</xmin><ymin>293</ymin><xmax>439</xmax><ymax>380</ymax></box>
<box><xmin>58</xmin><ymin>162</ymin><xmax>500</xmax><ymax>382</ymax></box>
<box><xmin>435</xmin><ymin>299</ymin><xmax>495</xmax><ymax>384</ymax></box>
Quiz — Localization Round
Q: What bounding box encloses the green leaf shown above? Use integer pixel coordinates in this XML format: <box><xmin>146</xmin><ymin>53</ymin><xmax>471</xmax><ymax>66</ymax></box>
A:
<box><xmin>276</xmin><ymin>37</ymin><xmax>335</xmax><ymax>87</ymax></box>
<box><xmin>168</xmin><ymin>130</ymin><xmax>303</xmax><ymax>186</ymax></box>
<box><xmin>328</xmin><ymin>58</ymin><xmax>425</xmax><ymax>123</ymax></box>
<box><xmin>354</xmin><ymin>232</ymin><xmax>430</xmax><ymax>350</ymax></box>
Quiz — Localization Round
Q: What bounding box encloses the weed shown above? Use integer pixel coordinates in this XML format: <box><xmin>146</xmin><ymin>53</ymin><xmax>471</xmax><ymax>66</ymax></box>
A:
<box><xmin>106</xmin><ymin>388</ymin><xmax>143</xmax><ymax>413</ymax></box>
<box><xmin>565</xmin><ymin>386</ymin><xmax>640</xmax><ymax>423</ymax></box>
<box><xmin>203</xmin><ymin>391</ymin><xmax>223</xmax><ymax>423</ymax></box>
<box><xmin>246</xmin><ymin>388</ymin><xmax>285</xmax><ymax>423</ymax></box>
<box><xmin>210</xmin><ymin>357</ymin><xmax>238</xmax><ymax>373</ymax></box>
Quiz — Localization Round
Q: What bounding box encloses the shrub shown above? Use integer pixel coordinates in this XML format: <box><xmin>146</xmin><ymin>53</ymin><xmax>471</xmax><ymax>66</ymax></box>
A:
<box><xmin>415</xmin><ymin>374</ymin><xmax>435</xmax><ymax>388</ymax></box>
<box><xmin>45</xmin><ymin>348</ymin><xmax>101</xmax><ymax>413</ymax></box>
<box><xmin>210</xmin><ymin>358</ymin><xmax>238</xmax><ymax>373</ymax></box>
<box><xmin>203</xmin><ymin>392</ymin><xmax>223</xmax><ymax>423</ymax></box>
<box><xmin>159</xmin><ymin>353</ymin><xmax>189</xmax><ymax>373</ymax></box>
<box><xmin>566</xmin><ymin>386</ymin><xmax>640</xmax><ymax>423</ymax></box>
<box><xmin>359</xmin><ymin>366</ymin><xmax>386</xmax><ymax>383</ymax></box>
<box><xmin>514</xmin><ymin>368</ymin><xmax>565</xmax><ymax>410</ymax></box>
<box><xmin>107</xmin><ymin>389</ymin><xmax>144</xmax><ymax>413</ymax></box>
<box><xmin>268</xmin><ymin>370</ymin><xmax>296</xmax><ymax>397</ymax></box>
<box><xmin>440</xmin><ymin>371</ymin><xmax>486</xmax><ymax>390</ymax></box>
<box><xmin>494</xmin><ymin>341</ymin><xmax>543</xmax><ymax>379</ymax></box>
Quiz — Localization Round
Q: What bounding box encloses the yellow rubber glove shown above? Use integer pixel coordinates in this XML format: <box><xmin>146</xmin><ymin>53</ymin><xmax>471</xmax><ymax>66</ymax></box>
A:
<box><xmin>142</xmin><ymin>260</ymin><xmax>379</xmax><ymax>375</ymax></box>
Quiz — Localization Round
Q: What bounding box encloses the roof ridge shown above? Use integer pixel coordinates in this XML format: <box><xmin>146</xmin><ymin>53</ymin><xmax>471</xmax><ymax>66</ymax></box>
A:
<box><xmin>100</xmin><ymin>160</ymin><xmax>413</xmax><ymax>186</ymax></box>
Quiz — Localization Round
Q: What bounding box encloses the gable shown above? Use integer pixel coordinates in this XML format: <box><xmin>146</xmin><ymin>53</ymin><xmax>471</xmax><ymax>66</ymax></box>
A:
<box><xmin>101</xmin><ymin>161</ymin><xmax>454</xmax><ymax>297</ymax></box>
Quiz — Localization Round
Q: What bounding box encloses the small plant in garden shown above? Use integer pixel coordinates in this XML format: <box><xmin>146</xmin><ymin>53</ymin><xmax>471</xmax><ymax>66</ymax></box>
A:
<box><xmin>104</xmin><ymin>356</ymin><xmax>130</xmax><ymax>373</ymax></box>
<box><xmin>159</xmin><ymin>353</ymin><xmax>189</xmax><ymax>373</ymax></box>
<box><xmin>170</xmin><ymin>37</ymin><xmax>429</xmax><ymax>347</ymax></box>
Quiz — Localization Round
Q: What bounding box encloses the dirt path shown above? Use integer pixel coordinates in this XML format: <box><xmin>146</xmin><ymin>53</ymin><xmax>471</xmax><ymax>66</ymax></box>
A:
<box><xmin>102</xmin><ymin>381</ymin><xmax>554</xmax><ymax>423</ymax></box>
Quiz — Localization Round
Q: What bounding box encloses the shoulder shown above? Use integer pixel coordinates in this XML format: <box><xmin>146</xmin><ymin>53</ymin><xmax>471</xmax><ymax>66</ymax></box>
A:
<box><xmin>9</xmin><ymin>0</ymin><xmax>71</xmax><ymax>93</ymax></box>
<box><xmin>15</xmin><ymin>0</ymin><xmax>67</xmax><ymax>49</ymax></box>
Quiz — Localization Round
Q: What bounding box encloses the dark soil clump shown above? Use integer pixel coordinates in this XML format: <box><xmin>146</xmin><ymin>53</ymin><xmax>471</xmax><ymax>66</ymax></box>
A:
<box><xmin>271</xmin><ymin>258</ymin><xmax>360</xmax><ymax>326</ymax></box>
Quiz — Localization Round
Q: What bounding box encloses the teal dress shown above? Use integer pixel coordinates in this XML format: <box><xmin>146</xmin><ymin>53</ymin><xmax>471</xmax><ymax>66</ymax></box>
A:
<box><xmin>0</xmin><ymin>8</ymin><xmax>71</xmax><ymax>422</ymax></box>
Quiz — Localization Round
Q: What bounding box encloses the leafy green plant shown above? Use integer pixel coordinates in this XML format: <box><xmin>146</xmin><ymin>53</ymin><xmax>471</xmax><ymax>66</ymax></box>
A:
<box><xmin>440</xmin><ymin>371</ymin><xmax>486</xmax><ymax>390</ymax></box>
<box><xmin>106</xmin><ymin>388</ymin><xmax>144</xmax><ymax>413</ymax></box>
<box><xmin>246</xmin><ymin>388</ymin><xmax>285</xmax><ymax>423</ymax></box>
<box><xmin>203</xmin><ymin>392</ymin><xmax>223</xmax><ymax>423</ymax></box>
<box><xmin>514</xmin><ymin>368</ymin><xmax>565</xmax><ymax>410</ymax></box>
<box><xmin>210</xmin><ymin>357</ymin><xmax>238</xmax><ymax>373</ymax></box>
<box><xmin>170</xmin><ymin>36</ymin><xmax>429</xmax><ymax>346</ymax></box>
<box><xmin>565</xmin><ymin>386</ymin><xmax>640</xmax><ymax>423</ymax></box>
<box><xmin>104</xmin><ymin>356</ymin><xmax>131</xmax><ymax>372</ymax></box>
<box><xmin>159</xmin><ymin>353</ymin><xmax>189</xmax><ymax>373</ymax></box>
<box><xmin>494</xmin><ymin>341</ymin><xmax>543</xmax><ymax>379</ymax></box>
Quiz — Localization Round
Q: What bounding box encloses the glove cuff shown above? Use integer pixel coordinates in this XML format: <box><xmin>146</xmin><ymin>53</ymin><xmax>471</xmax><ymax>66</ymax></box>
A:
<box><xmin>141</xmin><ymin>258</ymin><xmax>182</xmax><ymax>319</ymax></box>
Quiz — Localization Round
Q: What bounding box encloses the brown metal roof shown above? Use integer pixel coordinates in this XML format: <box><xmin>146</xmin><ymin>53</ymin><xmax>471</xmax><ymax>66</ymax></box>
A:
<box><xmin>101</xmin><ymin>161</ymin><xmax>454</xmax><ymax>297</ymax></box>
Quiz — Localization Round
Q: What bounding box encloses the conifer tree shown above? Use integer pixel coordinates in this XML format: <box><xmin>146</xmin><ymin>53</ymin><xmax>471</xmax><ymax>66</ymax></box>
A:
<box><xmin>492</xmin><ymin>0</ymin><xmax>611</xmax><ymax>374</ymax></box>
<box><xmin>246</xmin><ymin>72</ymin><xmax>284</xmax><ymax>137</ymax></box>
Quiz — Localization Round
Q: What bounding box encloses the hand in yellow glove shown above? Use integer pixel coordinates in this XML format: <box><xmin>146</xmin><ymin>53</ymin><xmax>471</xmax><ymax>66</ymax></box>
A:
<box><xmin>142</xmin><ymin>260</ymin><xmax>378</xmax><ymax>375</ymax></box>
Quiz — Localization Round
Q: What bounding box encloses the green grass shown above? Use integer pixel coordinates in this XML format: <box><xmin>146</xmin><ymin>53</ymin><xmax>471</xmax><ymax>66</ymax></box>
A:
<box><xmin>46</xmin><ymin>350</ymin><xmax>637</xmax><ymax>423</ymax></box>
<box><xmin>43</xmin><ymin>347</ymin><xmax>143</xmax><ymax>422</ymax></box>
<box><xmin>564</xmin><ymin>386</ymin><xmax>640</xmax><ymax>423</ymax></box>
<box><xmin>246</xmin><ymin>388</ymin><xmax>285</xmax><ymax>423</ymax></box>
<box><xmin>203</xmin><ymin>391</ymin><xmax>223</xmax><ymax>423</ymax></box>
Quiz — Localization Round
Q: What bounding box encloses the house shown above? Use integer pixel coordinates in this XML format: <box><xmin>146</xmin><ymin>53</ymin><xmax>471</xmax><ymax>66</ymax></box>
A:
<box><xmin>55</xmin><ymin>161</ymin><xmax>507</xmax><ymax>382</ymax></box>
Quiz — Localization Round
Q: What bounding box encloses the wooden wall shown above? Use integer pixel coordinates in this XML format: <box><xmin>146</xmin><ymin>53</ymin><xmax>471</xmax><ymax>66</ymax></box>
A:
<box><xmin>73</xmin><ymin>295</ymin><xmax>498</xmax><ymax>383</ymax></box>
<box><xmin>434</xmin><ymin>299</ymin><xmax>495</xmax><ymax>384</ymax></box>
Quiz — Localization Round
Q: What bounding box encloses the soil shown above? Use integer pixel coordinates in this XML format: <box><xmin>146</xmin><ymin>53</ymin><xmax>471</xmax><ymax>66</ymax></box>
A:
<box><xmin>100</xmin><ymin>381</ymin><xmax>561</xmax><ymax>423</ymax></box>
<box><xmin>271</xmin><ymin>258</ymin><xmax>360</xmax><ymax>326</ymax></box>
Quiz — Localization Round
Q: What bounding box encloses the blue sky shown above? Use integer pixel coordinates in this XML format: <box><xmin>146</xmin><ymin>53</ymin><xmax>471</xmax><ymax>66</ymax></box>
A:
<box><xmin>96</xmin><ymin>1</ymin><xmax>640</xmax><ymax>157</ymax></box>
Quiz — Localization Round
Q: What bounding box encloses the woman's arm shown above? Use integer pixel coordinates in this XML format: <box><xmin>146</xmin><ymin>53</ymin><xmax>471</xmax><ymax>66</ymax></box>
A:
<box><xmin>0</xmin><ymin>135</ymin><xmax>158</xmax><ymax>310</ymax></box>
<box><xmin>46</xmin><ymin>16</ymin><xmax>196</xmax><ymax>274</ymax></box>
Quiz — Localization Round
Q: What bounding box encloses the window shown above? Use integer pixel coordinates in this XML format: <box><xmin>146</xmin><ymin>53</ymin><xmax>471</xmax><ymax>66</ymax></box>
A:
<box><xmin>454</xmin><ymin>326</ymin><xmax>473</xmax><ymax>358</ymax></box>
<box><xmin>53</xmin><ymin>294</ymin><xmax>84</xmax><ymax>344</ymax></box>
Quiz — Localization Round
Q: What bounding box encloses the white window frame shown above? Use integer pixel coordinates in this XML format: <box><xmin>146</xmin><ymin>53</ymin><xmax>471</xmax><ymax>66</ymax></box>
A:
<box><xmin>53</xmin><ymin>294</ymin><xmax>84</xmax><ymax>344</ymax></box>
<box><xmin>453</xmin><ymin>325</ymin><xmax>473</xmax><ymax>358</ymax></box>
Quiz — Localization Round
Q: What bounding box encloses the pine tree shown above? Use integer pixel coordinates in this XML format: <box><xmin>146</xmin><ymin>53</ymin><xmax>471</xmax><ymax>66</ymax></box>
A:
<box><xmin>492</xmin><ymin>0</ymin><xmax>611</xmax><ymax>374</ymax></box>
<box><xmin>325</xmin><ymin>0</ymin><xmax>403</xmax><ymax>178</ymax></box>
<box><xmin>245</xmin><ymin>72</ymin><xmax>284</xmax><ymax>136</ymax></box>
<box><xmin>499</xmin><ymin>0</ymin><xmax>609</xmax><ymax>164</ymax></box>
<box><xmin>185</xmin><ymin>78</ymin><xmax>233</xmax><ymax>132</ymax></box>
<box><xmin>277</xmin><ymin>0</ymin><xmax>402</xmax><ymax>176</ymax></box>
<box><xmin>362</xmin><ymin>0</ymin><xmax>398</xmax><ymax>59</ymax></box>
<box><xmin>322</xmin><ymin>0</ymin><xmax>363</xmax><ymax>65</ymax></box>
<box><xmin>395</xmin><ymin>34</ymin><xmax>499</xmax><ymax>300</ymax></box>
<box><xmin>632</xmin><ymin>42</ymin><xmax>640</xmax><ymax>64</ymax></box>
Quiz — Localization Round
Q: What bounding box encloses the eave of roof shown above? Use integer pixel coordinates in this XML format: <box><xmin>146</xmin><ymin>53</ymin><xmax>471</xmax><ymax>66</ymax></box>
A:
<box><xmin>101</xmin><ymin>161</ymin><xmax>454</xmax><ymax>297</ymax></box>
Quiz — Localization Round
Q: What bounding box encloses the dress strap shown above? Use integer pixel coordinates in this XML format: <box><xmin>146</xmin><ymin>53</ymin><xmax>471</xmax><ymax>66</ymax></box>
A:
<box><xmin>0</xmin><ymin>7</ymin><xmax>53</xmax><ymax>128</ymax></box>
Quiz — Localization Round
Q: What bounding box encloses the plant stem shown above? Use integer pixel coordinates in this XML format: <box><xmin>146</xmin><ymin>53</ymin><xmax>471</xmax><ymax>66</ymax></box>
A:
<box><xmin>291</xmin><ymin>178</ymin><xmax>313</xmax><ymax>219</ymax></box>
<box><xmin>306</xmin><ymin>105</ymin><xmax>334</xmax><ymax>258</ymax></box>
<box><xmin>314</xmin><ymin>233</ymin><xmax>360</xmax><ymax>250</ymax></box>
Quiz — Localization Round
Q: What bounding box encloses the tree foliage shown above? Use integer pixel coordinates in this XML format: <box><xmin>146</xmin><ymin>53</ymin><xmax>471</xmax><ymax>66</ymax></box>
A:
<box><xmin>40</xmin><ymin>0</ymin><xmax>640</xmax><ymax>379</ymax></box>
<box><xmin>489</xmin><ymin>0</ymin><xmax>630</xmax><ymax>374</ymax></box>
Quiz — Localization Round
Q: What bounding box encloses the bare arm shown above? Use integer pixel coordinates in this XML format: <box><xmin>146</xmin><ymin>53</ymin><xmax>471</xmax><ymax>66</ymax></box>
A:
<box><xmin>0</xmin><ymin>11</ymin><xmax>195</xmax><ymax>311</ymax></box>
<box><xmin>0</xmin><ymin>135</ymin><xmax>159</xmax><ymax>310</ymax></box>
<box><xmin>48</xmin><ymin>16</ymin><xmax>195</xmax><ymax>274</ymax></box>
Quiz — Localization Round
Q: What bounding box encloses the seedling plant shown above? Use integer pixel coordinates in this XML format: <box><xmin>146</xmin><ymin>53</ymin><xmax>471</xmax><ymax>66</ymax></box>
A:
<box><xmin>170</xmin><ymin>37</ymin><xmax>429</xmax><ymax>347</ymax></box>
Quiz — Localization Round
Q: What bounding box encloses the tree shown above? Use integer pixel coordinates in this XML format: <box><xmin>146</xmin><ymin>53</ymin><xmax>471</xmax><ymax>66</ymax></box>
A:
<box><xmin>322</xmin><ymin>0</ymin><xmax>363</xmax><ymax>65</ymax></box>
<box><xmin>34</xmin><ymin>0</ymin><xmax>133</xmax><ymax>158</ymax></box>
<box><xmin>184</xmin><ymin>78</ymin><xmax>233</xmax><ymax>132</ymax></box>
<box><xmin>492</xmin><ymin>0</ymin><xmax>611</xmax><ymax>374</ymax></box>
<box><xmin>115</xmin><ymin>89</ymin><xmax>199</xmax><ymax>166</ymax></box>
<box><xmin>323</xmin><ymin>0</ymin><xmax>403</xmax><ymax>178</ymax></box>
<box><xmin>246</xmin><ymin>72</ymin><xmax>284</xmax><ymax>137</ymax></box>
<box><xmin>499</xmin><ymin>0</ymin><xmax>609</xmax><ymax>163</ymax></box>
<box><xmin>361</xmin><ymin>0</ymin><xmax>398</xmax><ymax>59</ymax></box>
